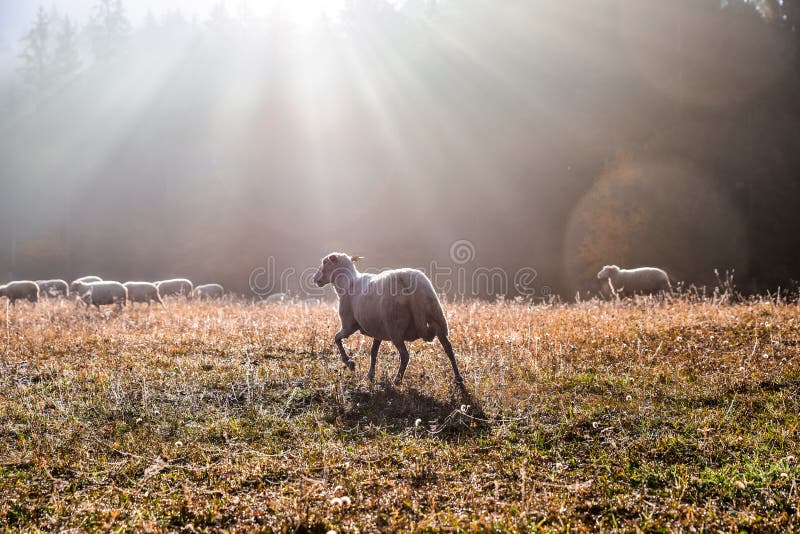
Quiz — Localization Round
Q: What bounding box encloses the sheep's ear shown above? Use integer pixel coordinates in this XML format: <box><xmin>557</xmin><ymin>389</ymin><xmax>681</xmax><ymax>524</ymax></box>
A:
<box><xmin>351</xmin><ymin>255</ymin><xmax>363</xmax><ymax>263</ymax></box>
<box><xmin>329</xmin><ymin>254</ymin><xmax>338</xmax><ymax>262</ymax></box>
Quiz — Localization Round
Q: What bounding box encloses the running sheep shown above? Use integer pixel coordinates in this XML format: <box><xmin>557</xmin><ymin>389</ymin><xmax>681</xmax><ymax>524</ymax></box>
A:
<box><xmin>123</xmin><ymin>282</ymin><xmax>164</xmax><ymax>307</ymax></box>
<box><xmin>313</xmin><ymin>253</ymin><xmax>464</xmax><ymax>386</ymax></box>
<box><xmin>597</xmin><ymin>265</ymin><xmax>672</xmax><ymax>296</ymax></box>
<box><xmin>0</xmin><ymin>281</ymin><xmax>39</xmax><ymax>306</ymax></box>
<box><xmin>72</xmin><ymin>281</ymin><xmax>127</xmax><ymax>310</ymax></box>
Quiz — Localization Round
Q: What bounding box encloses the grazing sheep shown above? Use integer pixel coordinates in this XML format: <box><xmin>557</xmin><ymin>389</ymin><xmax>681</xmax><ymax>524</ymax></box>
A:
<box><xmin>70</xmin><ymin>276</ymin><xmax>102</xmax><ymax>295</ymax></box>
<box><xmin>123</xmin><ymin>282</ymin><xmax>164</xmax><ymax>307</ymax></box>
<box><xmin>597</xmin><ymin>265</ymin><xmax>672</xmax><ymax>296</ymax></box>
<box><xmin>313</xmin><ymin>253</ymin><xmax>464</xmax><ymax>386</ymax></box>
<box><xmin>72</xmin><ymin>281</ymin><xmax>127</xmax><ymax>310</ymax></box>
<box><xmin>156</xmin><ymin>278</ymin><xmax>193</xmax><ymax>298</ymax></box>
<box><xmin>36</xmin><ymin>279</ymin><xmax>69</xmax><ymax>298</ymax></box>
<box><xmin>194</xmin><ymin>283</ymin><xmax>224</xmax><ymax>300</ymax></box>
<box><xmin>0</xmin><ymin>281</ymin><xmax>39</xmax><ymax>306</ymax></box>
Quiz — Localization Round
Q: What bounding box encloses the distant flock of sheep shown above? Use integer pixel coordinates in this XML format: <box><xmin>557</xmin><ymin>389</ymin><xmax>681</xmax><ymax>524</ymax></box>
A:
<box><xmin>0</xmin><ymin>276</ymin><xmax>225</xmax><ymax>309</ymax></box>
<box><xmin>0</xmin><ymin>263</ymin><xmax>673</xmax><ymax>310</ymax></box>
<box><xmin>0</xmin><ymin>257</ymin><xmax>673</xmax><ymax>385</ymax></box>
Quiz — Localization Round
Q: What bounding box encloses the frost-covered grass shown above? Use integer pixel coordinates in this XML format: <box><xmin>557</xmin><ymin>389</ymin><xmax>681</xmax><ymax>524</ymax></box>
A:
<box><xmin>1</xmin><ymin>297</ymin><xmax>799</xmax><ymax>531</ymax></box>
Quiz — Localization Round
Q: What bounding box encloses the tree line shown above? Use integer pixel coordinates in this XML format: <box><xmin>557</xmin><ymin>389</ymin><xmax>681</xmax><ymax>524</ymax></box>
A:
<box><xmin>2</xmin><ymin>0</ymin><xmax>800</xmax><ymax>296</ymax></box>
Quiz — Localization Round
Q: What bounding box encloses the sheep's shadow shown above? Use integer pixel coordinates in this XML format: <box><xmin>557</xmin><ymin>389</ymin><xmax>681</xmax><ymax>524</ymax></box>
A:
<box><xmin>336</xmin><ymin>382</ymin><xmax>489</xmax><ymax>438</ymax></box>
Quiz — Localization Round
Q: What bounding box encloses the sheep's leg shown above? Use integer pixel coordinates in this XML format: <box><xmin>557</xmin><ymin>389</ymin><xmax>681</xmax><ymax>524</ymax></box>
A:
<box><xmin>334</xmin><ymin>325</ymin><xmax>359</xmax><ymax>371</ymax></box>
<box><xmin>367</xmin><ymin>338</ymin><xmax>381</xmax><ymax>381</ymax></box>
<box><xmin>437</xmin><ymin>334</ymin><xmax>464</xmax><ymax>385</ymax></box>
<box><xmin>392</xmin><ymin>340</ymin><xmax>410</xmax><ymax>386</ymax></box>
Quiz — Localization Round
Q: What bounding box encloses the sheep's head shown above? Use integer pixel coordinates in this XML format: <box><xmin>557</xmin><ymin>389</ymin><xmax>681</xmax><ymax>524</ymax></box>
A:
<box><xmin>71</xmin><ymin>281</ymin><xmax>90</xmax><ymax>294</ymax></box>
<box><xmin>313</xmin><ymin>253</ymin><xmax>362</xmax><ymax>288</ymax></box>
<box><xmin>597</xmin><ymin>265</ymin><xmax>620</xmax><ymax>280</ymax></box>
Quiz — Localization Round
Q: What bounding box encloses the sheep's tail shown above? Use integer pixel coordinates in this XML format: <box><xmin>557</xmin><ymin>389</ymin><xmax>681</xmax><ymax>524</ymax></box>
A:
<box><xmin>416</xmin><ymin>276</ymin><xmax>448</xmax><ymax>341</ymax></box>
<box><xmin>426</xmin><ymin>296</ymin><xmax>449</xmax><ymax>339</ymax></box>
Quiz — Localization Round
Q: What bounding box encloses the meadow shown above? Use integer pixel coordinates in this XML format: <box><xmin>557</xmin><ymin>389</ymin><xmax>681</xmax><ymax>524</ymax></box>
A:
<box><xmin>1</xmin><ymin>296</ymin><xmax>799</xmax><ymax>532</ymax></box>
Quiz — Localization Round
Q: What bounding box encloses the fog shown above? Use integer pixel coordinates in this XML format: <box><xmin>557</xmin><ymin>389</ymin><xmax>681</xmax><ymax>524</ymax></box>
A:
<box><xmin>2</xmin><ymin>0</ymin><xmax>799</xmax><ymax>298</ymax></box>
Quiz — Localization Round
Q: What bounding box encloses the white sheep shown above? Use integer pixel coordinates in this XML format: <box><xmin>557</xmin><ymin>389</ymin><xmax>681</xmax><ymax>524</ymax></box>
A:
<box><xmin>36</xmin><ymin>279</ymin><xmax>69</xmax><ymax>298</ymax></box>
<box><xmin>193</xmin><ymin>283</ymin><xmax>224</xmax><ymax>300</ymax></box>
<box><xmin>70</xmin><ymin>276</ymin><xmax>102</xmax><ymax>295</ymax></box>
<box><xmin>0</xmin><ymin>281</ymin><xmax>39</xmax><ymax>306</ymax></box>
<box><xmin>72</xmin><ymin>281</ymin><xmax>127</xmax><ymax>310</ymax></box>
<box><xmin>123</xmin><ymin>282</ymin><xmax>164</xmax><ymax>307</ymax></box>
<box><xmin>155</xmin><ymin>278</ymin><xmax>193</xmax><ymax>298</ymax></box>
<box><xmin>597</xmin><ymin>265</ymin><xmax>672</xmax><ymax>296</ymax></box>
<box><xmin>313</xmin><ymin>253</ymin><xmax>464</xmax><ymax>386</ymax></box>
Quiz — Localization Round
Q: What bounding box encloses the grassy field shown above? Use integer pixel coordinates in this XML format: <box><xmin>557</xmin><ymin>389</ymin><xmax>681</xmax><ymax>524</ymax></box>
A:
<box><xmin>1</xmin><ymin>297</ymin><xmax>799</xmax><ymax>532</ymax></box>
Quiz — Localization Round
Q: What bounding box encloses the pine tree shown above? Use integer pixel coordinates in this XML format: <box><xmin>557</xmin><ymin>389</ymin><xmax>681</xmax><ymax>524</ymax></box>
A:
<box><xmin>52</xmin><ymin>16</ymin><xmax>81</xmax><ymax>84</ymax></box>
<box><xmin>90</xmin><ymin>0</ymin><xmax>131</xmax><ymax>61</ymax></box>
<box><xmin>18</xmin><ymin>6</ymin><xmax>51</xmax><ymax>96</ymax></box>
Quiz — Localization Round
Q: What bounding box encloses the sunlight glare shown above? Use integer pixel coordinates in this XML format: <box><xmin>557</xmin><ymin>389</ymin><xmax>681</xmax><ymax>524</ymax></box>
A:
<box><xmin>244</xmin><ymin>0</ymin><xmax>346</xmax><ymax>29</ymax></box>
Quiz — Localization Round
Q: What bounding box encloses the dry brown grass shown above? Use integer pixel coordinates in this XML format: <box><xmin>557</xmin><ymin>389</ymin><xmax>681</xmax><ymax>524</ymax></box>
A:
<box><xmin>1</xmin><ymin>297</ymin><xmax>799</xmax><ymax>531</ymax></box>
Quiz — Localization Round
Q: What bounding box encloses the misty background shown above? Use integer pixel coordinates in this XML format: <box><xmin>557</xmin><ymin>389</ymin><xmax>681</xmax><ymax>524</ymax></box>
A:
<box><xmin>1</xmin><ymin>0</ymin><xmax>799</xmax><ymax>298</ymax></box>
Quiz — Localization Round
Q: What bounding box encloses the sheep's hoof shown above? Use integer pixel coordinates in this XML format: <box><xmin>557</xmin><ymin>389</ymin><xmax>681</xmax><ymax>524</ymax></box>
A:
<box><xmin>345</xmin><ymin>360</ymin><xmax>356</xmax><ymax>371</ymax></box>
